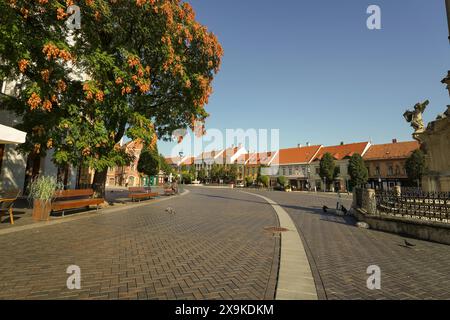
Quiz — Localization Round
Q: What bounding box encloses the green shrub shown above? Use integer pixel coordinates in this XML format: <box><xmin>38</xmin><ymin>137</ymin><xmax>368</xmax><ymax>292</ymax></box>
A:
<box><xmin>260</xmin><ymin>175</ymin><xmax>269</xmax><ymax>188</ymax></box>
<box><xmin>28</xmin><ymin>176</ymin><xmax>62</xmax><ymax>202</ymax></box>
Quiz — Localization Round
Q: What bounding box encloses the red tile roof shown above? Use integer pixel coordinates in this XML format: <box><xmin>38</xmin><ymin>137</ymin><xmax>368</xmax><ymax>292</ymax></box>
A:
<box><xmin>247</xmin><ymin>151</ymin><xmax>278</xmax><ymax>165</ymax></box>
<box><xmin>273</xmin><ymin>145</ymin><xmax>322</xmax><ymax>165</ymax></box>
<box><xmin>313</xmin><ymin>142</ymin><xmax>369</xmax><ymax>161</ymax></box>
<box><xmin>363</xmin><ymin>141</ymin><xmax>419</xmax><ymax>160</ymax></box>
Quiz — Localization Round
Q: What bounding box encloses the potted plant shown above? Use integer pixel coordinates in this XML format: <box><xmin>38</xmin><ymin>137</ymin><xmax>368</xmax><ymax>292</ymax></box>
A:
<box><xmin>28</xmin><ymin>176</ymin><xmax>61</xmax><ymax>221</ymax></box>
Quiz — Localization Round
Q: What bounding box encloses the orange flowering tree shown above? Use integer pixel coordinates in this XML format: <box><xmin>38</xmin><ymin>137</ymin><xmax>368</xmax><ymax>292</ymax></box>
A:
<box><xmin>0</xmin><ymin>0</ymin><xmax>223</xmax><ymax>189</ymax></box>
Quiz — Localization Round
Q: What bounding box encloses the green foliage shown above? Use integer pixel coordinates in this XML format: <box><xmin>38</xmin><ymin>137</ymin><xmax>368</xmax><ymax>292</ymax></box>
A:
<box><xmin>277</xmin><ymin>176</ymin><xmax>288</xmax><ymax>187</ymax></box>
<box><xmin>260</xmin><ymin>175</ymin><xmax>270</xmax><ymax>188</ymax></box>
<box><xmin>159</xmin><ymin>155</ymin><xmax>173</xmax><ymax>175</ymax></box>
<box><xmin>210</xmin><ymin>163</ymin><xmax>221</xmax><ymax>183</ymax></box>
<box><xmin>405</xmin><ymin>149</ymin><xmax>426</xmax><ymax>184</ymax></box>
<box><xmin>28</xmin><ymin>176</ymin><xmax>62</xmax><ymax>202</ymax></box>
<box><xmin>197</xmin><ymin>167</ymin><xmax>207</xmax><ymax>183</ymax></box>
<box><xmin>0</xmin><ymin>1</ymin><xmax>223</xmax><ymax>181</ymax></box>
<box><xmin>137</xmin><ymin>148</ymin><xmax>160</xmax><ymax>177</ymax></box>
<box><xmin>181</xmin><ymin>172</ymin><xmax>194</xmax><ymax>184</ymax></box>
<box><xmin>189</xmin><ymin>165</ymin><xmax>196</xmax><ymax>179</ymax></box>
<box><xmin>348</xmin><ymin>153</ymin><xmax>368</xmax><ymax>188</ymax></box>
<box><xmin>245</xmin><ymin>176</ymin><xmax>254</xmax><ymax>187</ymax></box>
<box><xmin>319</xmin><ymin>153</ymin><xmax>336</xmax><ymax>188</ymax></box>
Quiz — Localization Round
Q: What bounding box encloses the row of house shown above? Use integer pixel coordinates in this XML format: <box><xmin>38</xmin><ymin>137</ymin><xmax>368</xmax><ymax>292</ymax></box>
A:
<box><xmin>165</xmin><ymin>139</ymin><xmax>420</xmax><ymax>191</ymax></box>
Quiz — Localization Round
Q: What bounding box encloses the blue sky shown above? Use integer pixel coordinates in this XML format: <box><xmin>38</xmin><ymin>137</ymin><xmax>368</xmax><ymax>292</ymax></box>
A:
<box><xmin>159</xmin><ymin>0</ymin><xmax>450</xmax><ymax>157</ymax></box>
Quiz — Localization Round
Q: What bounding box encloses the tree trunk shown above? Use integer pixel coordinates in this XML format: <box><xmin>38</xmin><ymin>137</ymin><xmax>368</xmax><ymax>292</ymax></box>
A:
<box><xmin>92</xmin><ymin>169</ymin><xmax>108</xmax><ymax>198</ymax></box>
<box><xmin>23</xmin><ymin>152</ymin><xmax>41</xmax><ymax>195</ymax></box>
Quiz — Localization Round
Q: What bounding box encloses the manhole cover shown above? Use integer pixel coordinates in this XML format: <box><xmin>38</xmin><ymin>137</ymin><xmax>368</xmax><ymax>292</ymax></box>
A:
<box><xmin>264</xmin><ymin>226</ymin><xmax>289</xmax><ymax>233</ymax></box>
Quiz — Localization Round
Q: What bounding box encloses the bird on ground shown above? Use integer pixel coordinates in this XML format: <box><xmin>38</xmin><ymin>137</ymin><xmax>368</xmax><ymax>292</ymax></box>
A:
<box><xmin>165</xmin><ymin>207</ymin><xmax>176</xmax><ymax>215</ymax></box>
<box><xmin>322</xmin><ymin>205</ymin><xmax>329</xmax><ymax>213</ymax></box>
<box><xmin>404</xmin><ymin>239</ymin><xmax>416</xmax><ymax>247</ymax></box>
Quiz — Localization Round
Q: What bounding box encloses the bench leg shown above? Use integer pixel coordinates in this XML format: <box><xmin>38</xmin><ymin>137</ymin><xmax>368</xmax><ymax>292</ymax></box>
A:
<box><xmin>9</xmin><ymin>207</ymin><xmax>14</xmax><ymax>225</ymax></box>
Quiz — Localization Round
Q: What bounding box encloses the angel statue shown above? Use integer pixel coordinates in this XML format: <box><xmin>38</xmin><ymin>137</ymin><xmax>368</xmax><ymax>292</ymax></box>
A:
<box><xmin>403</xmin><ymin>100</ymin><xmax>429</xmax><ymax>134</ymax></box>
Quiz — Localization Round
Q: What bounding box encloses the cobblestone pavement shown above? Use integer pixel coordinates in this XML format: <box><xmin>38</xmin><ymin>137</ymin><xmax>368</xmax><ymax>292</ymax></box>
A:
<box><xmin>0</xmin><ymin>188</ymin><xmax>279</xmax><ymax>300</ymax></box>
<box><xmin>246</xmin><ymin>190</ymin><xmax>450</xmax><ymax>300</ymax></box>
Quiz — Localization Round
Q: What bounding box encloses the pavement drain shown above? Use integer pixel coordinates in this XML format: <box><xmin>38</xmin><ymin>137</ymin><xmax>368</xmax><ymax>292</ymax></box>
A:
<box><xmin>264</xmin><ymin>226</ymin><xmax>289</xmax><ymax>237</ymax></box>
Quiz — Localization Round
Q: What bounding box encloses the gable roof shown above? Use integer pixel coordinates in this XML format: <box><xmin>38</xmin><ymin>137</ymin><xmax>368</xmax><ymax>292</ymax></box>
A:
<box><xmin>195</xmin><ymin>149</ymin><xmax>224</xmax><ymax>161</ymax></box>
<box><xmin>274</xmin><ymin>145</ymin><xmax>322</xmax><ymax>165</ymax></box>
<box><xmin>313</xmin><ymin>142</ymin><xmax>370</xmax><ymax>161</ymax></box>
<box><xmin>246</xmin><ymin>151</ymin><xmax>279</xmax><ymax>166</ymax></box>
<box><xmin>363</xmin><ymin>141</ymin><xmax>419</xmax><ymax>161</ymax></box>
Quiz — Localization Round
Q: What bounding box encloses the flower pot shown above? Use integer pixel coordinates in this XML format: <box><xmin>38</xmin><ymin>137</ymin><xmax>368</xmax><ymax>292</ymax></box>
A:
<box><xmin>32</xmin><ymin>200</ymin><xmax>52</xmax><ymax>221</ymax></box>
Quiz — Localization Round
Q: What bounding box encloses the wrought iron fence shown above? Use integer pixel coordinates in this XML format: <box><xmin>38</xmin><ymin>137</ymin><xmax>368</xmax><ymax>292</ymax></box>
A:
<box><xmin>375</xmin><ymin>189</ymin><xmax>450</xmax><ymax>222</ymax></box>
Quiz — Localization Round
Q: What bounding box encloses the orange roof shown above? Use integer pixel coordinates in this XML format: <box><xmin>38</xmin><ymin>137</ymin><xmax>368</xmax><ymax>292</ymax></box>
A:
<box><xmin>313</xmin><ymin>142</ymin><xmax>369</xmax><ymax>161</ymax></box>
<box><xmin>195</xmin><ymin>149</ymin><xmax>223</xmax><ymax>160</ymax></box>
<box><xmin>274</xmin><ymin>145</ymin><xmax>322</xmax><ymax>165</ymax></box>
<box><xmin>247</xmin><ymin>151</ymin><xmax>278</xmax><ymax>165</ymax></box>
<box><xmin>222</xmin><ymin>146</ymin><xmax>240</xmax><ymax>158</ymax></box>
<box><xmin>235</xmin><ymin>153</ymin><xmax>250</xmax><ymax>164</ymax></box>
<box><xmin>363</xmin><ymin>141</ymin><xmax>419</xmax><ymax>160</ymax></box>
<box><xmin>182</xmin><ymin>156</ymin><xmax>195</xmax><ymax>165</ymax></box>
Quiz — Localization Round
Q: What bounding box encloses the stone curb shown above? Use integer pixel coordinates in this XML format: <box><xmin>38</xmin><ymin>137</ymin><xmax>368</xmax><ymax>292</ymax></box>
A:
<box><xmin>241</xmin><ymin>191</ymin><xmax>318</xmax><ymax>300</ymax></box>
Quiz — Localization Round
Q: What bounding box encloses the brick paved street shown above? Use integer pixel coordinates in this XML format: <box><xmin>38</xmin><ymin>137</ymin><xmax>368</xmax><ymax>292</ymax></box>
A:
<box><xmin>1</xmin><ymin>186</ymin><xmax>449</xmax><ymax>300</ymax></box>
<box><xmin>0</xmin><ymin>188</ymin><xmax>279</xmax><ymax>300</ymax></box>
<box><xmin>247</xmin><ymin>190</ymin><xmax>450</xmax><ymax>300</ymax></box>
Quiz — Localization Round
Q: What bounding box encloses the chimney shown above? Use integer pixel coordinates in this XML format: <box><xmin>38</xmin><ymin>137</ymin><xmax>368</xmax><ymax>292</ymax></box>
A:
<box><xmin>306</xmin><ymin>142</ymin><xmax>310</xmax><ymax>147</ymax></box>
<box><xmin>340</xmin><ymin>141</ymin><xmax>344</xmax><ymax>146</ymax></box>
<box><xmin>297</xmin><ymin>144</ymin><xmax>302</xmax><ymax>148</ymax></box>
<box><xmin>392</xmin><ymin>139</ymin><xmax>398</xmax><ymax>144</ymax></box>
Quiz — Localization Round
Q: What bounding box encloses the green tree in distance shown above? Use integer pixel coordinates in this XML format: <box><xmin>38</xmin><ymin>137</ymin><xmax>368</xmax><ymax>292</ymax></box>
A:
<box><xmin>319</xmin><ymin>153</ymin><xmax>336</xmax><ymax>191</ymax></box>
<box><xmin>137</xmin><ymin>147</ymin><xmax>160</xmax><ymax>177</ymax></box>
<box><xmin>260</xmin><ymin>175</ymin><xmax>269</xmax><ymax>188</ymax></box>
<box><xmin>405</xmin><ymin>149</ymin><xmax>426</xmax><ymax>187</ymax></box>
<box><xmin>348</xmin><ymin>153</ymin><xmax>368</xmax><ymax>189</ymax></box>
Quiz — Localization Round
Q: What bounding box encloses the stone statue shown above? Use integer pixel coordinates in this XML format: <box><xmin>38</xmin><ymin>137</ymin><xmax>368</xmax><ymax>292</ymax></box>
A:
<box><xmin>403</xmin><ymin>100</ymin><xmax>429</xmax><ymax>134</ymax></box>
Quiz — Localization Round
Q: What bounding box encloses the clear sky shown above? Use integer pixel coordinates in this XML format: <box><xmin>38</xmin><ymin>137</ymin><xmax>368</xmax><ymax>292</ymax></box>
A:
<box><xmin>159</xmin><ymin>0</ymin><xmax>450</xmax><ymax>157</ymax></box>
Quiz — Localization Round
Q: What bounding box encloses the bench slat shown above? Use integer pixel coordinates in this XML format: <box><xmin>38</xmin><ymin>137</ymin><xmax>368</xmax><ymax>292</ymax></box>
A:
<box><xmin>52</xmin><ymin>198</ymin><xmax>104</xmax><ymax>211</ymax></box>
<box><xmin>54</xmin><ymin>189</ymin><xmax>94</xmax><ymax>198</ymax></box>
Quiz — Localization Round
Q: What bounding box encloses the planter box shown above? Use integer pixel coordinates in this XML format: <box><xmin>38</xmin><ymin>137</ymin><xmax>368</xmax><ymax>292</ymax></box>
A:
<box><xmin>32</xmin><ymin>200</ymin><xmax>52</xmax><ymax>221</ymax></box>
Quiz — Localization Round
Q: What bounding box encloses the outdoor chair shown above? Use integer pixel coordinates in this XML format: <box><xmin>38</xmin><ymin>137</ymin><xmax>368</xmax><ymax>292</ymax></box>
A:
<box><xmin>0</xmin><ymin>190</ymin><xmax>21</xmax><ymax>225</ymax></box>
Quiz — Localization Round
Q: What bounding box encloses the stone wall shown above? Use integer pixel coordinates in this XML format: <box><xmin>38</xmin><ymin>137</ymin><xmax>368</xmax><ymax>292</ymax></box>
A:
<box><xmin>353</xmin><ymin>208</ymin><xmax>450</xmax><ymax>245</ymax></box>
<box><xmin>352</xmin><ymin>187</ymin><xmax>450</xmax><ymax>245</ymax></box>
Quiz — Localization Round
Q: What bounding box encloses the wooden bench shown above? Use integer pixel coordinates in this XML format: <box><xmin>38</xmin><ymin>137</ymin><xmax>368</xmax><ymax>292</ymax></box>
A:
<box><xmin>128</xmin><ymin>187</ymin><xmax>158</xmax><ymax>202</ymax></box>
<box><xmin>51</xmin><ymin>189</ymin><xmax>104</xmax><ymax>216</ymax></box>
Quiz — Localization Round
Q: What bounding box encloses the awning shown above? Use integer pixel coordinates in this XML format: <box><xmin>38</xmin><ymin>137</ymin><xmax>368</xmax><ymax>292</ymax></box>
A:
<box><xmin>0</xmin><ymin>124</ymin><xmax>27</xmax><ymax>144</ymax></box>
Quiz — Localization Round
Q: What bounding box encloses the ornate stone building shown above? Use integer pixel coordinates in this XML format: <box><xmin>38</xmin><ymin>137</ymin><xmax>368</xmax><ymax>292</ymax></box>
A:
<box><xmin>405</xmin><ymin>73</ymin><xmax>450</xmax><ymax>192</ymax></box>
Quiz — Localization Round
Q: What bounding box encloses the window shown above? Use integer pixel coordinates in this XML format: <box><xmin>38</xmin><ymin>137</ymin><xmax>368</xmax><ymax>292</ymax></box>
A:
<box><xmin>288</xmin><ymin>167</ymin><xmax>292</xmax><ymax>175</ymax></box>
<box><xmin>388</xmin><ymin>166</ymin><xmax>393</xmax><ymax>176</ymax></box>
<box><xmin>315</xmin><ymin>167</ymin><xmax>319</xmax><ymax>174</ymax></box>
<box><xmin>366</xmin><ymin>167</ymin><xmax>370</xmax><ymax>175</ymax></box>
<box><xmin>375</xmin><ymin>166</ymin><xmax>380</xmax><ymax>176</ymax></box>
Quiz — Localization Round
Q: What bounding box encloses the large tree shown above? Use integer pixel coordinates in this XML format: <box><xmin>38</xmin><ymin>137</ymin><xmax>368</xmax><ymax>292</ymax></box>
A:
<box><xmin>137</xmin><ymin>147</ymin><xmax>160</xmax><ymax>177</ymax></box>
<box><xmin>348</xmin><ymin>153</ymin><xmax>368</xmax><ymax>189</ymax></box>
<box><xmin>405</xmin><ymin>149</ymin><xmax>426</xmax><ymax>187</ymax></box>
<box><xmin>319</xmin><ymin>152</ymin><xmax>336</xmax><ymax>190</ymax></box>
<box><xmin>0</xmin><ymin>0</ymin><xmax>223</xmax><ymax>192</ymax></box>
